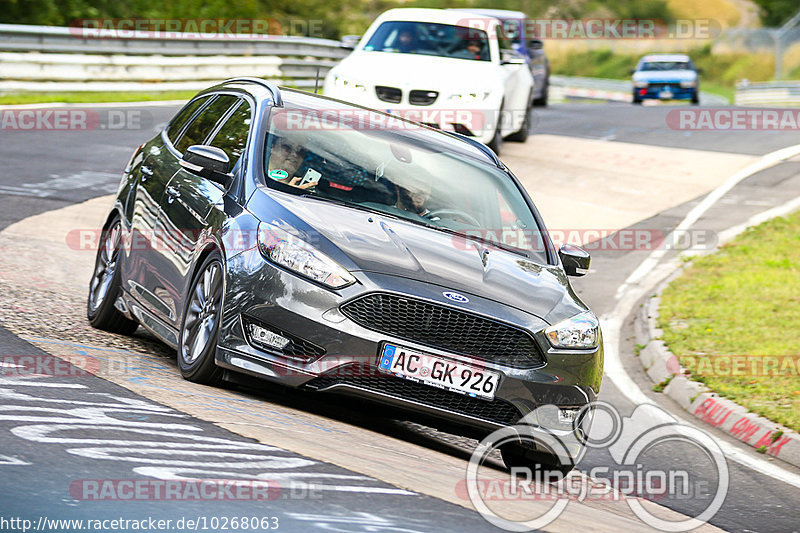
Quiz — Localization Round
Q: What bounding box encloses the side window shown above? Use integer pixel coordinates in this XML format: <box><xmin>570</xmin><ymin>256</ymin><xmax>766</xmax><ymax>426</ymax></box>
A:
<box><xmin>174</xmin><ymin>95</ymin><xmax>239</xmax><ymax>155</ymax></box>
<box><xmin>496</xmin><ymin>26</ymin><xmax>513</xmax><ymax>52</ymax></box>
<box><xmin>207</xmin><ymin>99</ymin><xmax>252</xmax><ymax>168</ymax></box>
<box><xmin>165</xmin><ymin>96</ymin><xmax>211</xmax><ymax>145</ymax></box>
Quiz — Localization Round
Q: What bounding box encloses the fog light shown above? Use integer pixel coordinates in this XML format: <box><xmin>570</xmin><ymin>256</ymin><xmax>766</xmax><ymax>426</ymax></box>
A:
<box><xmin>248</xmin><ymin>323</ymin><xmax>291</xmax><ymax>350</ymax></box>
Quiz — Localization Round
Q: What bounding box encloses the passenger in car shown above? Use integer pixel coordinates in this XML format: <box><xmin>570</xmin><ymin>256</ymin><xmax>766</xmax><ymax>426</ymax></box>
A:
<box><xmin>267</xmin><ymin>136</ymin><xmax>316</xmax><ymax>189</ymax></box>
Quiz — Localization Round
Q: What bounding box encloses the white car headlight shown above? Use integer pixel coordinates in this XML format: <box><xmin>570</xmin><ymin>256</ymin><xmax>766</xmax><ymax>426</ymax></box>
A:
<box><xmin>258</xmin><ymin>222</ymin><xmax>356</xmax><ymax>289</ymax></box>
<box><xmin>448</xmin><ymin>91</ymin><xmax>491</xmax><ymax>102</ymax></box>
<box><xmin>634</xmin><ymin>80</ymin><xmax>649</xmax><ymax>88</ymax></box>
<box><xmin>333</xmin><ymin>75</ymin><xmax>366</xmax><ymax>93</ymax></box>
<box><xmin>545</xmin><ymin>311</ymin><xmax>600</xmax><ymax>349</ymax></box>
<box><xmin>680</xmin><ymin>80</ymin><xmax>697</xmax><ymax>88</ymax></box>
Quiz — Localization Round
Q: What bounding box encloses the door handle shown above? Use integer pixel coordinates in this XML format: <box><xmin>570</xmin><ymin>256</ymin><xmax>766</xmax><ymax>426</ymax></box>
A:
<box><xmin>166</xmin><ymin>185</ymin><xmax>181</xmax><ymax>203</ymax></box>
<box><xmin>140</xmin><ymin>165</ymin><xmax>154</xmax><ymax>182</ymax></box>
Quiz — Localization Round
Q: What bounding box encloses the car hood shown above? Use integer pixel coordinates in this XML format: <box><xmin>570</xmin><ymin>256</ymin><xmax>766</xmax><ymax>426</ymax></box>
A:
<box><xmin>251</xmin><ymin>189</ymin><xmax>585</xmax><ymax>324</ymax></box>
<box><xmin>332</xmin><ymin>51</ymin><xmax>501</xmax><ymax>92</ymax></box>
<box><xmin>633</xmin><ymin>70</ymin><xmax>697</xmax><ymax>83</ymax></box>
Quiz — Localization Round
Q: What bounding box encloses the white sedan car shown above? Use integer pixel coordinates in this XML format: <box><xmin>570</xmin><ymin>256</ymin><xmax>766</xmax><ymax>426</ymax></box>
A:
<box><xmin>323</xmin><ymin>8</ymin><xmax>535</xmax><ymax>153</ymax></box>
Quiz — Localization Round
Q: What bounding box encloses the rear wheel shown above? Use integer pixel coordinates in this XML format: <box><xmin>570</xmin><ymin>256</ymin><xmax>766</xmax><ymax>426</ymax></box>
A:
<box><xmin>178</xmin><ymin>252</ymin><xmax>224</xmax><ymax>385</ymax></box>
<box><xmin>87</xmin><ymin>217</ymin><xmax>139</xmax><ymax>335</ymax></box>
<box><xmin>533</xmin><ymin>78</ymin><xmax>549</xmax><ymax>107</ymax></box>
<box><xmin>632</xmin><ymin>92</ymin><xmax>643</xmax><ymax>105</ymax></box>
<box><xmin>507</xmin><ymin>93</ymin><xmax>532</xmax><ymax>143</ymax></box>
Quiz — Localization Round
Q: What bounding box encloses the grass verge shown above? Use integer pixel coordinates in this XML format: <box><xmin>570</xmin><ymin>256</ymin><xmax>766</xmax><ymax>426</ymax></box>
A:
<box><xmin>658</xmin><ymin>210</ymin><xmax>800</xmax><ymax>431</ymax></box>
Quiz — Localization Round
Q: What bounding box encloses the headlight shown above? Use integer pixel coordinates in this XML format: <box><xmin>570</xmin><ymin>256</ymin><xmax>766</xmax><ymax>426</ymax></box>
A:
<box><xmin>634</xmin><ymin>80</ymin><xmax>649</xmax><ymax>88</ymax></box>
<box><xmin>448</xmin><ymin>91</ymin><xmax>491</xmax><ymax>102</ymax></box>
<box><xmin>333</xmin><ymin>75</ymin><xmax>366</xmax><ymax>93</ymax></box>
<box><xmin>257</xmin><ymin>222</ymin><xmax>356</xmax><ymax>289</ymax></box>
<box><xmin>545</xmin><ymin>311</ymin><xmax>600</xmax><ymax>349</ymax></box>
<box><xmin>680</xmin><ymin>80</ymin><xmax>697</xmax><ymax>88</ymax></box>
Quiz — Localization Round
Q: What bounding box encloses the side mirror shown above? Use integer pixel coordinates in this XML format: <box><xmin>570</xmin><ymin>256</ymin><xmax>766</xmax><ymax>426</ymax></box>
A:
<box><xmin>500</xmin><ymin>55</ymin><xmax>527</xmax><ymax>66</ymax></box>
<box><xmin>695</xmin><ymin>67</ymin><xmax>704</xmax><ymax>74</ymax></box>
<box><xmin>340</xmin><ymin>35</ymin><xmax>361</xmax><ymax>50</ymax></box>
<box><xmin>528</xmin><ymin>39</ymin><xmax>544</xmax><ymax>50</ymax></box>
<box><xmin>559</xmin><ymin>243</ymin><xmax>591</xmax><ymax>277</ymax></box>
<box><xmin>180</xmin><ymin>145</ymin><xmax>233</xmax><ymax>188</ymax></box>
<box><xmin>629</xmin><ymin>68</ymin><xmax>637</xmax><ymax>74</ymax></box>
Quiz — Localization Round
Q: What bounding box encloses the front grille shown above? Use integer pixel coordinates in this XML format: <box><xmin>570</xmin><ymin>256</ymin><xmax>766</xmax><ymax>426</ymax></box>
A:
<box><xmin>242</xmin><ymin>316</ymin><xmax>326</xmax><ymax>362</ymax></box>
<box><xmin>409</xmin><ymin>90</ymin><xmax>438</xmax><ymax>106</ymax></box>
<box><xmin>340</xmin><ymin>293</ymin><xmax>545</xmax><ymax>368</ymax></box>
<box><xmin>307</xmin><ymin>370</ymin><xmax>523</xmax><ymax>426</ymax></box>
<box><xmin>375</xmin><ymin>85</ymin><xmax>402</xmax><ymax>103</ymax></box>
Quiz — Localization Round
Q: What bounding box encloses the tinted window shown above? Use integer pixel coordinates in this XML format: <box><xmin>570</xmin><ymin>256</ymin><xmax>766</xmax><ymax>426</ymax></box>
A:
<box><xmin>363</xmin><ymin>21</ymin><xmax>491</xmax><ymax>62</ymax></box>
<box><xmin>174</xmin><ymin>95</ymin><xmax>239</xmax><ymax>154</ymax></box>
<box><xmin>264</xmin><ymin>105</ymin><xmax>545</xmax><ymax>263</ymax></box>
<box><xmin>165</xmin><ymin>96</ymin><xmax>211</xmax><ymax>144</ymax></box>
<box><xmin>207</xmin><ymin>100</ymin><xmax>252</xmax><ymax>167</ymax></box>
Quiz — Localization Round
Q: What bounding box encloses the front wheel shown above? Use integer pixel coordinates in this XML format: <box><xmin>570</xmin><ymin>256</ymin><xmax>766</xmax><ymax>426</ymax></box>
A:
<box><xmin>500</xmin><ymin>443</ymin><xmax>575</xmax><ymax>479</ymax></box>
<box><xmin>178</xmin><ymin>252</ymin><xmax>225</xmax><ymax>385</ymax></box>
<box><xmin>87</xmin><ymin>216</ymin><xmax>139</xmax><ymax>335</ymax></box>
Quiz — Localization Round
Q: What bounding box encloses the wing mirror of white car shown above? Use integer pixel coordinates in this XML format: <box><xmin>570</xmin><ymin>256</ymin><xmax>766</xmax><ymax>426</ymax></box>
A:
<box><xmin>501</xmin><ymin>56</ymin><xmax>527</xmax><ymax>66</ymax></box>
<box><xmin>340</xmin><ymin>35</ymin><xmax>361</xmax><ymax>50</ymax></box>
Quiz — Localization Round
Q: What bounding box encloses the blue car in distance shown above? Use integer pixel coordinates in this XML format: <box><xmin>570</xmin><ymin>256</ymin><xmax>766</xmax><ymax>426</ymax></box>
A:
<box><xmin>631</xmin><ymin>54</ymin><xmax>701</xmax><ymax>105</ymax></box>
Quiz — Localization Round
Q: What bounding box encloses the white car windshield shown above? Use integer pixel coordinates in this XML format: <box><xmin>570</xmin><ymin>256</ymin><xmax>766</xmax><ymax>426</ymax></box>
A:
<box><xmin>363</xmin><ymin>21</ymin><xmax>491</xmax><ymax>62</ymax></box>
<box><xmin>263</xmin><ymin>103</ymin><xmax>547</xmax><ymax>261</ymax></box>
<box><xmin>640</xmin><ymin>61</ymin><xmax>692</xmax><ymax>71</ymax></box>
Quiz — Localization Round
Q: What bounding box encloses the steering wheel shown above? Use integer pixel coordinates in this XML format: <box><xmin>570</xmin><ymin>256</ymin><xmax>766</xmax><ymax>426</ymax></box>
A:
<box><xmin>427</xmin><ymin>208</ymin><xmax>481</xmax><ymax>227</ymax></box>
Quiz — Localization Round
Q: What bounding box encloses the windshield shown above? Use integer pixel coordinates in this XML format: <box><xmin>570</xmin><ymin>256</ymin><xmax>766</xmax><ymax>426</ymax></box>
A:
<box><xmin>263</xmin><ymin>104</ymin><xmax>547</xmax><ymax>262</ymax></box>
<box><xmin>363</xmin><ymin>21</ymin><xmax>491</xmax><ymax>62</ymax></box>
<box><xmin>640</xmin><ymin>61</ymin><xmax>691</xmax><ymax>71</ymax></box>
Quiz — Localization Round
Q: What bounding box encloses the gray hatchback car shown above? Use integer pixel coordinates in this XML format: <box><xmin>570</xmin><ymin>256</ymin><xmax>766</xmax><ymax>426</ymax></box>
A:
<box><xmin>87</xmin><ymin>78</ymin><xmax>602</xmax><ymax>471</ymax></box>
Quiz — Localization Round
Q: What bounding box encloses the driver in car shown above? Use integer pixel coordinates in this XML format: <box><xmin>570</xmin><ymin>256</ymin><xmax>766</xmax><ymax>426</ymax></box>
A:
<box><xmin>267</xmin><ymin>136</ymin><xmax>316</xmax><ymax>190</ymax></box>
<box><xmin>394</xmin><ymin>173</ymin><xmax>434</xmax><ymax>218</ymax></box>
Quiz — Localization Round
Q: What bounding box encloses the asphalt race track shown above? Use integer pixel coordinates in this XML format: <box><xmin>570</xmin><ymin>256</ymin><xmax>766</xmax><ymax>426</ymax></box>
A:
<box><xmin>1</xmin><ymin>100</ymin><xmax>799</xmax><ymax>533</ymax></box>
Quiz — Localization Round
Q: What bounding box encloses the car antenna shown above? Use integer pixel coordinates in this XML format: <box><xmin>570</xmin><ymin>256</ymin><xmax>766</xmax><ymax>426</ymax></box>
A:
<box><xmin>314</xmin><ymin>67</ymin><xmax>320</xmax><ymax>94</ymax></box>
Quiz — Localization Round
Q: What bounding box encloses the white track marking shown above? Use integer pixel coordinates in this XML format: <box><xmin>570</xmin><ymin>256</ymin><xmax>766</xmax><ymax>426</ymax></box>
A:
<box><xmin>604</xmin><ymin>143</ymin><xmax>800</xmax><ymax>488</ymax></box>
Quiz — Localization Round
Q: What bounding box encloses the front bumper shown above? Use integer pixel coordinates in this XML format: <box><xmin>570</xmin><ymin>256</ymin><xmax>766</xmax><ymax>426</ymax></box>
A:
<box><xmin>325</xmin><ymin>87</ymin><xmax>500</xmax><ymax>144</ymax></box>
<box><xmin>635</xmin><ymin>84</ymin><xmax>696</xmax><ymax>100</ymax></box>
<box><xmin>216</xmin><ymin>248</ymin><xmax>603</xmax><ymax>435</ymax></box>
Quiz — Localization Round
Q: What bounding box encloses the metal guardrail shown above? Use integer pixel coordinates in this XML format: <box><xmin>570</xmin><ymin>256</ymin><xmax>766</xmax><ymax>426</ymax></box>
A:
<box><xmin>0</xmin><ymin>23</ymin><xmax>730</xmax><ymax>103</ymax></box>
<box><xmin>551</xmin><ymin>75</ymin><xmax>729</xmax><ymax>105</ymax></box>
<box><xmin>0</xmin><ymin>23</ymin><xmax>349</xmax><ymax>89</ymax></box>
<box><xmin>736</xmin><ymin>81</ymin><xmax>800</xmax><ymax>106</ymax></box>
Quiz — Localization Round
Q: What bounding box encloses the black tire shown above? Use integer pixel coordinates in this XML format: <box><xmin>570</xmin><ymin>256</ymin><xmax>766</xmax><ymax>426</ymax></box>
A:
<box><xmin>533</xmin><ymin>78</ymin><xmax>549</xmax><ymax>107</ymax></box>
<box><xmin>87</xmin><ymin>216</ymin><xmax>139</xmax><ymax>335</ymax></box>
<box><xmin>632</xmin><ymin>92</ymin><xmax>643</xmax><ymax>105</ymax></box>
<box><xmin>691</xmin><ymin>91</ymin><xmax>700</xmax><ymax>105</ymax></box>
<box><xmin>500</xmin><ymin>443</ymin><xmax>575</xmax><ymax>479</ymax></box>
<box><xmin>487</xmin><ymin>103</ymin><xmax>504</xmax><ymax>154</ymax></box>
<box><xmin>507</xmin><ymin>94</ymin><xmax>532</xmax><ymax>143</ymax></box>
<box><xmin>177</xmin><ymin>252</ymin><xmax>224</xmax><ymax>385</ymax></box>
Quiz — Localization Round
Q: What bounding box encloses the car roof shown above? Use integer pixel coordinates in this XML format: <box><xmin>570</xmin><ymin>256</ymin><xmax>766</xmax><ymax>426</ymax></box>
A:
<box><xmin>450</xmin><ymin>8</ymin><xmax>526</xmax><ymax>20</ymax></box>
<box><xmin>374</xmin><ymin>7</ymin><xmax>498</xmax><ymax>27</ymax></box>
<box><xmin>640</xmin><ymin>54</ymin><xmax>691</xmax><ymax>62</ymax></box>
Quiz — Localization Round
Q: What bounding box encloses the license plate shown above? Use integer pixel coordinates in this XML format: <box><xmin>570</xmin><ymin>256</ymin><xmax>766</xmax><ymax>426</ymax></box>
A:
<box><xmin>659</xmin><ymin>91</ymin><xmax>673</xmax><ymax>99</ymax></box>
<box><xmin>378</xmin><ymin>343</ymin><xmax>501</xmax><ymax>400</ymax></box>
